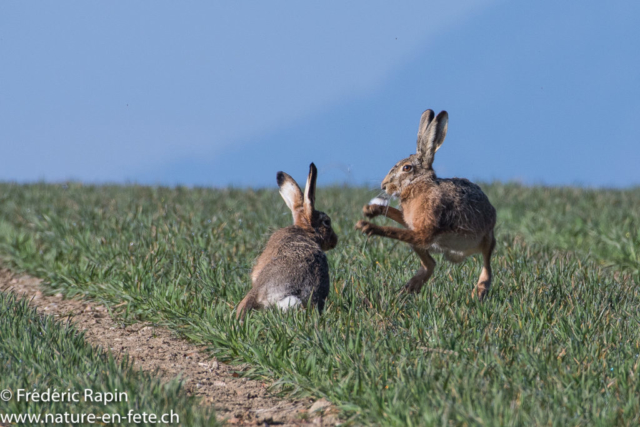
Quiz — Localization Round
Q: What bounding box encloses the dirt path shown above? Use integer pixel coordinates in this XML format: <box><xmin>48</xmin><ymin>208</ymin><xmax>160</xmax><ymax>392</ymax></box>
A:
<box><xmin>0</xmin><ymin>268</ymin><xmax>339</xmax><ymax>426</ymax></box>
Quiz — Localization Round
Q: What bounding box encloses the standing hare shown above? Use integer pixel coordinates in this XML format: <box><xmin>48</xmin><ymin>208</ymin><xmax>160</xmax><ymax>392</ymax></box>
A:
<box><xmin>356</xmin><ymin>110</ymin><xmax>496</xmax><ymax>300</ymax></box>
<box><xmin>236</xmin><ymin>163</ymin><xmax>338</xmax><ymax>319</ymax></box>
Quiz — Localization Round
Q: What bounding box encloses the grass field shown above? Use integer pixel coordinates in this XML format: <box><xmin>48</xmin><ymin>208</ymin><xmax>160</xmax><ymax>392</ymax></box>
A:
<box><xmin>0</xmin><ymin>182</ymin><xmax>639</xmax><ymax>426</ymax></box>
<box><xmin>0</xmin><ymin>292</ymin><xmax>216</xmax><ymax>426</ymax></box>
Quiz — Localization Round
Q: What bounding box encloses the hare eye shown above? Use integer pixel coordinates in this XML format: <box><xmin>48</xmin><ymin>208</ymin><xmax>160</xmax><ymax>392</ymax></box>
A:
<box><xmin>323</xmin><ymin>218</ymin><xmax>331</xmax><ymax>227</ymax></box>
<box><xmin>402</xmin><ymin>164</ymin><xmax>413</xmax><ymax>172</ymax></box>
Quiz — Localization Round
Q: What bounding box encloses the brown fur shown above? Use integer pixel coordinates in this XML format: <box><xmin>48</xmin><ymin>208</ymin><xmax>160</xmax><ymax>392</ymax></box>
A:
<box><xmin>356</xmin><ymin>109</ymin><xmax>497</xmax><ymax>300</ymax></box>
<box><xmin>236</xmin><ymin>289</ymin><xmax>261</xmax><ymax>316</ymax></box>
<box><xmin>237</xmin><ymin>163</ymin><xmax>338</xmax><ymax>319</ymax></box>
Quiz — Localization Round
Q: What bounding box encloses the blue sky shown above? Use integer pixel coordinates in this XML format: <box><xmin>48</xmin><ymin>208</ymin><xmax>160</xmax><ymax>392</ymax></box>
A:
<box><xmin>1</xmin><ymin>1</ymin><xmax>639</xmax><ymax>188</ymax></box>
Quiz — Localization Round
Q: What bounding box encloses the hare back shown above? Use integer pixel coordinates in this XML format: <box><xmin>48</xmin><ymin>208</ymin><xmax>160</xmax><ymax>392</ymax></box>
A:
<box><xmin>252</xmin><ymin>227</ymin><xmax>330</xmax><ymax>310</ymax></box>
<box><xmin>405</xmin><ymin>177</ymin><xmax>496</xmax><ymax>237</ymax></box>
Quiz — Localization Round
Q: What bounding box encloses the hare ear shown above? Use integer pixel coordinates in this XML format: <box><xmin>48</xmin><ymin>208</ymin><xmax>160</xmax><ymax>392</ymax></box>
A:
<box><xmin>416</xmin><ymin>109</ymin><xmax>435</xmax><ymax>158</ymax></box>
<box><xmin>303</xmin><ymin>163</ymin><xmax>317</xmax><ymax>221</ymax></box>
<box><xmin>277</xmin><ymin>171</ymin><xmax>305</xmax><ymax>225</ymax></box>
<box><xmin>418</xmin><ymin>110</ymin><xmax>448</xmax><ymax>169</ymax></box>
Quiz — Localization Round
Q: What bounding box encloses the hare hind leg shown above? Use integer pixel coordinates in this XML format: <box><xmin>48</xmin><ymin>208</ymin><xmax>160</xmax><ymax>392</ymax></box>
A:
<box><xmin>405</xmin><ymin>247</ymin><xmax>436</xmax><ymax>293</ymax></box>
<box><xmin>473</xmin><ymin>232</ymin><xmax>496</xmax><ymax>301</ymax></box>
<box><xmin>236</xmin><ymin>288</ymin><xmax>262</xmax><ymax>319</ymax></box>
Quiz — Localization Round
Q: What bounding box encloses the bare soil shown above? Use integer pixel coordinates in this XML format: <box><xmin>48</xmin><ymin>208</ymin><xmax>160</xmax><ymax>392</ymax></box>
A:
<box><xmin>0</xmin><ymin>268</ymin><xmax>340</xmax><ymax>426</ymax></box>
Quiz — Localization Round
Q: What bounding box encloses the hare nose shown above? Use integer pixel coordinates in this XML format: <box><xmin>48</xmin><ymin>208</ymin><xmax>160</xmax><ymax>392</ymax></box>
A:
<box><xmin>381</xmin><ymin>183</ymin><xmax>387</xmax><ymax>191</ymax></box>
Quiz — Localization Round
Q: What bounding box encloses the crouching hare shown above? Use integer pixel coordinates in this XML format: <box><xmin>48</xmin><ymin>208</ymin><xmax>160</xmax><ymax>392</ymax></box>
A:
<box><xmin>236</xmin><ymin>163</ymin><xmax>338</xmax><ymax>319</ymax></box>
<box><xmin>356</xmin><ymin>110</ymin><xmax>496</xmax><ymax>300</ymax></box>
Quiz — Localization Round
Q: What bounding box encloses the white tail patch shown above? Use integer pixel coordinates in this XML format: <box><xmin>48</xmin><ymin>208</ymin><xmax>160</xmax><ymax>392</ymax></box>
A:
<box><xmin>277</xmin><ymin>296</ymin><xmax>302</xmax><ymax>311</ymax></box>
<box><xmin>369</xmin><ymin>197</ymin><xmax>390</xmax><ymax>207</ymax></box>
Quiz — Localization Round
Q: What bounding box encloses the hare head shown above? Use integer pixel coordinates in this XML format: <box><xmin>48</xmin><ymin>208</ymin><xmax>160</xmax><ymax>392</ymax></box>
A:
<box><xmin>277</xmin><ymin>163</ymin><xmax>338</xmax><ymax>251</ymax></box>
<box><xmin>381</xmin><ymin>110</ymin><xmax>448</xmax><ymax>197</ymax></box>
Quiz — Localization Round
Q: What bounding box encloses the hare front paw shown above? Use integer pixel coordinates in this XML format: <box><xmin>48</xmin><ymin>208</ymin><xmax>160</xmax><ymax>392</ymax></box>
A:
<box><xmin>355</xmin><ymin>220</ymin><xmax>378</xmax><ymax>236</ymax></box>
<box><xmin>362</xmin><ymin>204</ymin><xmax>384</xmax><ymax>218</ymax></box>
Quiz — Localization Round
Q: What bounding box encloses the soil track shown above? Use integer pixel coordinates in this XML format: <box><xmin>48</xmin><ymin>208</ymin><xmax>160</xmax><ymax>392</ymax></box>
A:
<box><xmin>0</xmin><ymin>268</ymin><xmax>339</xmax><ymax>426</ymax></box>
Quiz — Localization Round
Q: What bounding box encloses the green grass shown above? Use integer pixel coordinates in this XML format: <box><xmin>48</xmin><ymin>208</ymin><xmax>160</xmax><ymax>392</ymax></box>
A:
<box><xmin>491</xmin><ymin>184</ymin><xmax>640</xmax><ymax>273</ymax></box>
<box><xmin>0</xmin><ymin>292</ymin><xmax>217</xmax><ymax>426</ymax></box>
<box><xmin>0</xmin><ymin>182</ymin><xmax>639</xmax><ymax>426</ymax></box>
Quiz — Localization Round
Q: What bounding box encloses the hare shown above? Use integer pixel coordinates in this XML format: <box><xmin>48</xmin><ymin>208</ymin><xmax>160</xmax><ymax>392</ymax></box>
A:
<box><xmin>356</xmin><ymin>110</ymin><xmax>496</xmax><ymax>300</ymax></box>
<box><xmin>236</xmin><ymin>163</ymin><xmax>338</xmax><ymax>318</ymax></box>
